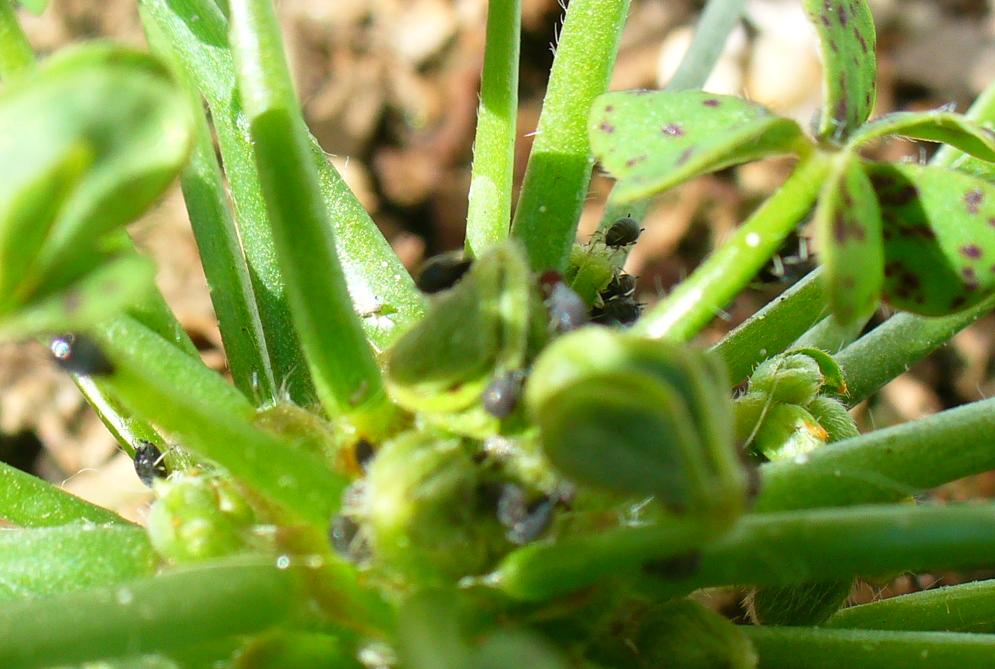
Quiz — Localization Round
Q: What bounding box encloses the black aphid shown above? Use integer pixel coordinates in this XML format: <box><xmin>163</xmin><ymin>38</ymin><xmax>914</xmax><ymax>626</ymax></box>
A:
<box><xmin>591</xmin><ymin>296</ymin><xmax>642</xmax><ymax>327</ymax></box>
<box><xmin>604</xmin><ymin>217</ymin><xmax>642</xmax><ymax>248</ymax></box>
<box><xmin>50</xmin><ymin>334</ymin><xmax>114</xmax><ymax>376</ymax></box>
<box><xmin>540</xmin><ymin>272</ymin><xmax>588</xmax><ymax>333</ymax></box>
<box><xmin>415</xmin><ymin>253</ymin><xmax>473</xmax><ymax>293</ymax></box>
<box><xmin>600</xmin><ymin>273</ymin><xmax>636</xmax><ymax>301</ymax></box>
<box><xmin>482</xmin><ymin>371</ymin><xmax>526</xmax><ymax>419</ymax></box>
<box><xmin>133</xmin><ymin>440</ymin><xmax>167</xmax><ymax>487</ymax></box>
<box><xmin>497</xmin><ymin>484</ymin><xmax>555</xmax><ymax>545</ymax></box>
<box><xmin>353</xmin><ymin>439</ymin><xmax>376</xmax><ymax>472</ymax></box>
<box><xmin>328</xmin><ymin>513</ymin><xmax>361</xmax><ymax>560</ymax></box>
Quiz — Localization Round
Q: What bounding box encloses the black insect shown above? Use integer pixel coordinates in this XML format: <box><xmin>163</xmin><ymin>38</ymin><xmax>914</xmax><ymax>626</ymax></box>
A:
<box><xmin>415</xmin><ymin>253</ymin><xmax>473</xmax><ymax>294</ymax></box>
<box><xmin>591</xmin><ymin>296</ymin><xmax>642</xmax><ymax>327</ymax></box>
<box><xmin>133</xmin><ymin>440</ymin><xmax>167</xmax><ymax>487</ymax></box>
<box><xmin>50</xmin><ymin>334</ymin><xmax>114</xmax><ymax>376</ymax></box>
<box><xmin>497</xmin><ymin>484</ymin><xmax>555</xmax><ymax>545</ymax></box>
<box><xmin>328</xmin><ymin>513</ymin><xmax>361</xmax><ymax>558</ymax></box>
<box><xmin>482</xmin><ymin>371</ymin><xmax>526</xmax><ymax>419</ymax></box>
<box><xmin>604</xmin><ymin>216</ymin><xmax>642</xmax><ymax>248</ymax></box>
<box><xmin>600</xmin><ymin>273</ymin><xmax>637</xmax><ymax>301</ymax></box>
<box><xmin>539</xmin><ymin>271</ymin><xmax>589</xmax><ymax>333</ymax></box>
<box><xmin>353</xmin><ymin>439</ymin><xmax>376</xmax><ymax>472</ymax></box>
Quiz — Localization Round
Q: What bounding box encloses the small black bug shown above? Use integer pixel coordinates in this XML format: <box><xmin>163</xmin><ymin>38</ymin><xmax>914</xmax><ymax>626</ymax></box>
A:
<box><xmin>591</xmin><ymin>296</ymin><xmax>642</xmax><ymax>327</ymax></box>
<box><xmin>50</xmin><ymin>334</ymin><xmax>114</xmax><ymax>376</ymax></box>
<box><xmin>600</xmin><ymin>273</ymin><xmax>636</xmax><ymax>301</ymax></box>
<box><xmin>497</xmin><ymin>484</ymin><xmax>555</xmax><ymax>545</ymax></box>
<box><xmin>481</xmin><ymin>371</ymin><xmax>526</xmax><ymax>419</ymax></box>
<box><xmin>353</xmin><ymin>439</ymin><xmax>376</xmax><ymax>472</ymax></box>
<box><xmin>133</xmin><ymin>440</ymin><xmax>167</xmax><ymax>487</ymax></box>
<box><xmin>604</xmin><ymin>217</ymin><xmax>642</xmax><ymax>248</ymax></box>
<box><xmin>415</xmin><ymin>253</ymin><xmax>473</xmax><ymax>293</ymax></box>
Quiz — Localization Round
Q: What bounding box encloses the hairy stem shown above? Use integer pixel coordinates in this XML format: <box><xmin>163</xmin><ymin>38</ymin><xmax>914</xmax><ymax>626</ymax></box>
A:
<box><xmin>634</xmin><ymin>151</ymin><xmax>830</xmax><ymax>340</ymax></box>
<box><xmin>827</xmin><ymin>579</ymin><xmax>995</xmax><ymax>632</ymax></box>
<box><xmin>510</xmin><ymin>0</ymin><xmax>630</xmax><ymax>271</ymax></box>
<box><xmin>464</xmin><ymin>0</ymin><xmax>520</xmax><ymax>257</ymax></box>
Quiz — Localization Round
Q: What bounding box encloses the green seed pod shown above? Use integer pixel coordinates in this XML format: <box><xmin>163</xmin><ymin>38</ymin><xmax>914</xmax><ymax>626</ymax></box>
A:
<box><xmin>361</xmin><ymin>431</ymin><xmax>503</xmax><ymax>583</ymax></box>
<box><xmin>806</xmin><ymin>395</ymin><xmax>859</xmax><ymax>442</ymax></box>
<box><xmin>526</xmin><ymin>328</ymin><xmax>746</xmax><ymax>522</ymax></box>
<box><xmin>635</xmin><ymin>599</ymin><xmax>757</xmax><ymax>669</ymax></box>
<box><xmin>749</xmin><ymin>354</ymin><xmax>824</xmax><ymax>406</ymax></box>
<box><xmin>386</xmin><ymin>242</ymin><xmax>545</xmax><ymax>436</ymax></box>
<box><xmin>146</xmin><ymin>473</ymin><xmax>255</xmax><ymax>563</ymax></box>
<box><xmin>751</xmin><ymin>403</ymin><xmax>829</xmax><ymax>462</ymax></box>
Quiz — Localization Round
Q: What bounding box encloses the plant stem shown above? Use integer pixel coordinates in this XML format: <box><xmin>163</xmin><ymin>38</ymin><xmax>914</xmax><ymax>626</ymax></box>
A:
<box><xmin>72</xmin><ymin>375</ymin><xmax>167</xmax><ymax>458</ymax></box>
<box><xmin>0</xmin><ymin>560</ymin><xmax>297</xmax><ymax>668</ymax></box>
<box><xmin>144</xmin><ymin>14</ymin><xmax>277</xmax><ymax>402</ymax></box>
<box><xmin>489</xmin><ymin>515</ymin><xmax>716</xmax><ymax>601</ymax></box>
<box><xmin>0</xmin><ymin>525</ymin><xmax>155</xmax><ymax>602</ymax></box>
<box><xmin>634</xmin><ymin>151</ymin><xmax>831</xmax><ymax>340</ymax></box>
<box><xmin>665</xmin><ymin>0</ymin><xmax>744</xmax><ymax>91</ymax></box>
<box><xmin>464</xmin><ymin>0</ymin><xmax>520</xmax><ymax>258</ymax></box>
<box><xmin>743</xmin><ymin>626</ymin><xmax>995</xmax><ymax>669</ymax></box>
<box><xmin>826</xmin><ymin>579</ymin><xmax>995</xmax><ymax>632</ymax></box>
<box><xmin>0</xmin><ymin>1</ymin><xmax>34</xmax><ymax>81</ymax></box>
<box><xmin>227</xmin><ymin>0</ymin><xmax>392</xmax><ymax>429</ymax></box>
<box><xmin>933</xmin><ymin>80</ymin><xmax>995</xmax><ymax>168</ymax></box>
<box><xmin>510</xmin><ymin>0</ymin><xmax>630</xmax><ymax>272</ymax></box>
<box><xmin>645</xmin><ymin>503</ymin><xmax>995</xmax><ymax>597</ymax></box>
<box><xmin>93</xmin><ymin>316</ymin><xmax>348</xmax><ymax>526</ymax></box>
<box><xmin>754</xmin><ymin>397</ymin><xmax>995</xmax><ymax>512</ymax></box>
<box><xmin>0</xmin><ymin>461</ymin><xmax>126</xmax><ymax>527</ymax></box>
<box><xmin>835</xmin><ymin>294</ymin><xmax>995</xmax><ymax>406</ymax></box>
<box><xmin>710</xmin><ymin>269</ymin><xmax>827</xmax><ymax>385</ymax></box>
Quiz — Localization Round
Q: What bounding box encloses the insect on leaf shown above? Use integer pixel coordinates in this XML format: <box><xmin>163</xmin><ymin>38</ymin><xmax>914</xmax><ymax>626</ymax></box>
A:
<box><xmin>814</xmin><ymin>153</ymin><xmax>883</xmax><ymax>325</ymax></box>
<box><xmin>869</xmin><ymin>163</ymin><xmax>995</xmax><ymax>315</ymax></box>
<box><xmin>804</xmin><ymin>0</ymin><xmax>877</xmax><ymax>140</ymax></box>
<box><xmin>848</xmin><ymin>111</ymin><xmax>995</xmax><ymax>162</ymax></box>
<box><xmin>589</xmin><ymin>90</ymin><xmax>803</xmax><ymax>203</ymax></box>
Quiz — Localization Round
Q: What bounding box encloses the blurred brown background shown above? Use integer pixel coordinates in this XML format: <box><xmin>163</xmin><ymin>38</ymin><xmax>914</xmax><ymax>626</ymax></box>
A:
<box><xmin>1</xmin><ymin>0</ymin><xmax>994</xmax><ymax>540</ymax></box>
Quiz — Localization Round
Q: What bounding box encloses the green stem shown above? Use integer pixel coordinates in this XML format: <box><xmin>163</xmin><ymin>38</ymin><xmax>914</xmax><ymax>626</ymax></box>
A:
<box><xmin>710</xmin><ymin>269</ymin><xmax>827</xmax><ymax>385</ymax></box>
<box><xmin>464</xmin><ymin>0</ymin><xmax>520</xmax><ymax>258</ymax></box>
<box><xmin>644</xmin><ymin>503</ymin><xmax>995</xmax><ymax>597</ymax></box>
<box><xmin>227</xmin><ymin>0</ymin><xmax>392</xmax><ymax>429</ymax></box>
<box><xmin>827</xmin><ymin>579</ymin><xmax>995</xmax><ymax>632</ymax></box>
<box><xmin>933</xmin><ymin>80</ymin><xmax>995</xmax><ymax>168</ymax></box>
<box><xmin>73</xmin><ymin>375</ymin><xmax>167</xmax><ymax>458</ymax></box>
<box><xmin>0</xmin><ymin>525</ymin><xmax>155</xmax><ymax>602</ymax></box>
<box><xmin>744</xmin><ymin>626</ymin><xmax>995</xmax><ymax>669</ymax></box>
<box><xmin>93</xmin><ymin>315</ymin><xmax>348</xmax><ymax>526</ymax></box>
<box><xmin>489</xmin><ymin>515</ymin><xmax>715</xmax><ymax>601</ymax></box>
<box><xmin>835</xmin><ymin>294</ymin><xmax>995</xmax><ymax>406</ymax></box>
<box><xmin>634</xmin><ymin>151</ymin><xmax>831</xmax><ymax>340</ymax></box>
<box><xmin>510</xmin><ymin>0</ymin><xmax>630</xmax><ymax>271</ymax></box>
<box><xmin>0</xmin><ymin>461</ymin><xmax>126</xmax><ymax>527</ymax></box>
<box><xmin>0</xmin><ymin>560</ymin><xmax>297</xmax><ymax>669</ymax></box>
<box><xmin>143</xmin><ymin>12</ymin><xmax>277</xmax><ymax>402</ymax></box>
<box><xmin>754</xmin><ymin>397</ymin><xmax>995</xmax><ymax>512</ymax></box>
<box><xmin>665</xmin><ymin>0</ymin><xmax>745</xmax><ymax>92</ymax></box>
<box><xmin>0</xmin><ymin>1</ymin><xmax>34</xmax><ymax>81</ymax></box>
<box><xmin>791</xmin><ymin>310</ymin><xmax>869</xmax><ymax>353</ymax></box>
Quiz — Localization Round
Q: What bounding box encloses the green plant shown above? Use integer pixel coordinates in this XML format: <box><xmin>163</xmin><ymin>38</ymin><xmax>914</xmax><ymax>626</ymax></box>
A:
<box><xmin>3</xmin><ymin>0</ymin><xmax>995</xmax><ymax>666</ymax></box>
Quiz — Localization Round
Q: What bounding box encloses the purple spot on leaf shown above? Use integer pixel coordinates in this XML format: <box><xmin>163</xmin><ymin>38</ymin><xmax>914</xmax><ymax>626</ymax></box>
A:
<box><xmin>677</xmin><ymin>148</ymin><xmax>694</xmax><ymax>165</ymax></box>
<box><xmin>961</xmin><ymin>244</ymin><xmax>983</xmax><ymax>259</ymax></box>
<box><xmin>703</xmin><ymin>98</ymin><xmax>721</xmax><ymax>107</ymax></box>
<box><xmin>599</xmin><ymin>121</ymin><xmax>615</xmax><ymax>133</ymax></box>
<box><xmin>964</xmin><ymin>189</ymin><xmax>984</xmax><ymax>214</ymax></box>
<box><xmin>662</xmin><ymin>123</ymin><xmax>685</xmax><ymax>137</ymax></box>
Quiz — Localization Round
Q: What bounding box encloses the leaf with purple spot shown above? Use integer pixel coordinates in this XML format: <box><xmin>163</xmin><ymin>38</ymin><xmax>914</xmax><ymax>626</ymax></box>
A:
<box><xmin>814</xmin><ymin>153</ymin><xmax>883</xmax><ymax>325</ymax></box>
<box><xmin>869</xmin><ymin>163</ymin><xmax>995</xmax><ymax>315</ymax></box>
<box><xmin>803</xmin><ymin>0</ymin><xmax>877</xmax><ymax>140</ymax></box>
<box><xmin>589</xmin><ymin>90</ymin><xmax>804</xmax><ymax>204</ymax></box>
<box><xmin>848</xmin><ymin>111</ymin><xmax>995</xmax><ymax>162</ymax></box>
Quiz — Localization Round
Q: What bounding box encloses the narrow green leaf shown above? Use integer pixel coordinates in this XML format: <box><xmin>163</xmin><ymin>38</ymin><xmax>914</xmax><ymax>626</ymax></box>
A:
<box><xmin>227</xmin><ymin>0</ymin><xmax>392</xmax><ymax>429</ymax></box>
<box><xmin>0</xmin><ymin>461</ymin><xmax>126</xmax><ymax>527</ymax></box>
<box><xmin>0</xmin><ymin>524</ymin><xmax>155</xmax><ymax>602</ymax></box>
<box><xmin>869</xmin><ymin>163</ymin><xmax>995</xmax><ymax>315</ymax></box>
<box><xmin>934</xmin><ymin>81</ymin><xmax>995</xmax><ymax>181</ymax></box>
<box><xmin>0</xmin><ymin>254</ymin><xmax>155</xmax><ymax>340</ymax></box>
<box><xmin>510</xmin><ymin>0</ymin><xmax>630</xmax><ymax>271</ymax></box>
<box><xmin>803</xmin><ymin>0</ymin><xmax>876</xmax><ymax>140</ymax></box>
<box><xmin>464</xmin><ymin>0</ymin><xmax>520</xmax><ymax>258</ymax></box>
<box><xmin>814</xmin><ymin>153</ymin><xmax>883</xmax><ymax>324</ymax></box>
<box><xmin>849</xmin><ymin>110</ymin><xmax>995</xmax><ymax>161</ymax></box>
<box><xmin>590</xmin><ymin>90</ymin><xmax>803</xmax><ymax>204</ymax></box>
<box><xmin>93</xmin><ymin>316</ymin><xmax>348</xmax><ymax>526</ymax></box>
<box><xmin>0</xmin><ymin>1</ymin><xmax>34</xmax><ymax>78</ymax></box>
<box><xmin>745</xmin><ymin>626</ymin><xmax>995</xmax><ymax>669</ymax></box>
<box><xmin>0</xmin><ymin>560</ymin><xmax>296</xmax><ymax>669</ymax></box>
<box><xmin>827</xmin><ymin>579</ymin><xmax>995</xmax><ymax>632</ymax></box>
